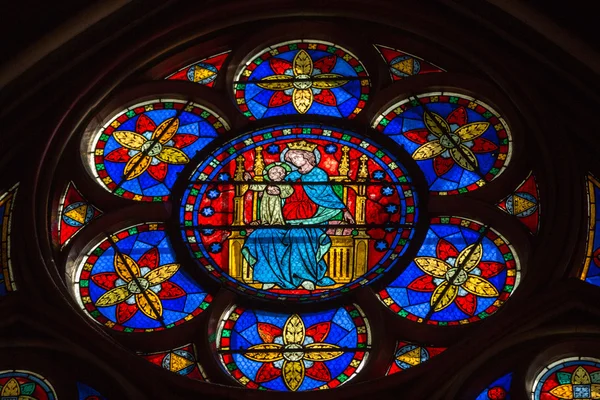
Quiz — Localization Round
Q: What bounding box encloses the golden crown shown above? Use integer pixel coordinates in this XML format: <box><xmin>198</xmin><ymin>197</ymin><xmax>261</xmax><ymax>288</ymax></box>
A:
<box><xmin>287</xmin><ymin>140</ymin><xmax>318</xmax><ymax>152</ymax></box>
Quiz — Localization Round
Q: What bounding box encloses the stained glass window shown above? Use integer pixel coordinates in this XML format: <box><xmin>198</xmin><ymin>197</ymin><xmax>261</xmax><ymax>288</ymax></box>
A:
<box><xmin>497</xmin><ymin>172</ymin><xmax>540</xmax><ymax>234</ymax></box>
<box><xmin>180</xmin><ymin>123</ymin><xmax>421</xmax><ymax>301</ymax></box>
<box><xmin>532</xmin><ymin>357</ymin><xmax>600</xmax><ymax>400</ymax></box>
<box><xmin>374</xmin><ymin>44</ymin><xmax>444</xmax><ymax>81</ymax></box>
<box><xmin>140</xmin><ymin>344</ymin><xmax>206</xmax><ymax>381</ymax></box>
<box><xmin>166</xmin><ymin>51</ymin><xmax>230</xmax><ymax>87</ymax></box>
<box><xmin>77</xmin><ymin>382</ymin><xmax>107</xmax><ymax>399</ymax></box>
<box><xmin>582</xmin><ymin>175</ymin><xmax>600</xmax><ymax>286</ymax></box>
<box><xmin>88</xmin><ymin>99</ymin><xmax>229</xmax><ymax>202</ymax></box>
<box><xmin>379</xmin><ymin>216</ymin><xmax>520</xmax><ymax>325</ymax></box>
<box><xmin>0</xmin><ymin>184</ymin><xmax>18</xmax><ymax>295</ymax></box>
<box><xmin>0</xmin><ymin>370</ymin><xmax>56</xmax><ymax>400</ymax></box>
<box><xmin>475</xmin><ymin>373</ymin><xmax>512</xmax><ymax>400</ymax></box>
<box><xmin>386</xmin><ymin>341</ymin><xmax>446</xmax><ymax>375</ymax></box>
<box><xmin>72</xmin><ymin>223</ymin><xmax>212</xmax><ymax>332</ymax></box>
<box><xmin>233</xmin><ymin>40</ymin><xmax>370</xmax><ymax>119</ymax></box>
<box><xmin>57</xmin><ymin>182</ymin><xmax>102</xmax><ymax>248</ymax></box>
<box><xmin>216</xmin><ymin>304</ymin><xmax>370</xmax><ymax>391</ymax></box>
<box><xmin>373</xmin><ymin>92</ymin><xmax>511</xmax><ymax>195</ymax></box>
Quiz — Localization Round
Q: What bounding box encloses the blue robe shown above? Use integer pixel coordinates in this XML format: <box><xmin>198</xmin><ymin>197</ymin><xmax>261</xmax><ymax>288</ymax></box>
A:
<box><xmin>242</xmin><ymin>166</ymin><xmax>345</xmax><ymax>289</ymax></box>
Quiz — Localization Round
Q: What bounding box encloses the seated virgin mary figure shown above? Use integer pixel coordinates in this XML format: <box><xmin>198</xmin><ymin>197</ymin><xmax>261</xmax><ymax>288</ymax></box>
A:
<box><xmin>241</xmin><ymin>140</ymin><xmax>354</xmax><ymax>291</ymax></box>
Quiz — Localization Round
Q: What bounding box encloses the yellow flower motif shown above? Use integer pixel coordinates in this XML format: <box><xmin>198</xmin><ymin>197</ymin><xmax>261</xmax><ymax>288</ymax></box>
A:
<box><xmin>94</xmin><ymin>252</ymin><xmax>180</xmax><ymax>320</ymax></box>
<box><xmin>0</xmin><ymin>377</ymin><xmax>35</xmax><ymax>399</ymax></box>
<box><xmin>549</xmin><ymin>366</ymin><xmax>600</xmax><ymax>399</ymax></box>
<box><xmin>412</xmin><ymin>111</ymin><xmax>490</xmax><ymax>171</ymax></box>
<box><xmin>257</xmin><ymin>50</ymin><xmax>348</xmax><ymax>114</ymax></box>
<box><xmin>112</xmin><ymin>117</ymin><xmax>190</xmax><ymax>180</ymax></box>
<box><xmin>414</xmin><ymin>243</ymin><xmax>499</xmax><ymax>312</ymax></box>
<box><xmin>243</xmin><ymin>314</ymin><xmax>343</xmax><ymax>391</ymax></box>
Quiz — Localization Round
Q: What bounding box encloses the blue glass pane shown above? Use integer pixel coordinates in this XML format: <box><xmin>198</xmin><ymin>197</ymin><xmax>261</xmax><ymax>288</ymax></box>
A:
<box><xmin>374</xmin><ymin>93</ymin><xmax>511</xmax><ymax>195</ymax></box>
<box><xmin>217</xmin><ymin>304</ymin><xmax>370</xmax><ymax>391</ymax></box>
<box><xmin>75</xmin><ymin>223</ymin><xmax>211</xmax><ymax>332</ymax></box>
<box><xmin>234</xmin><ymin>41</ymin><xmax>369</xmax><ymax>120</ymax></box>
<box><xmin>92</xmin><ymin>100</ymin><xmax>228</xmax><ymax>201</ymax></box>
<box><xmin>379</xmin><ymin>217</ymin><xmax>519</xmax><ymax>325</ymax></box>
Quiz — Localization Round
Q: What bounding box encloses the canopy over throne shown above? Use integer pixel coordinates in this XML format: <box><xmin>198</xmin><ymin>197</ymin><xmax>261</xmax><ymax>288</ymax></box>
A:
<box><xmin>227</xmin><ymin>145</ymin><xmax>371</xmax><ymax>289</ymax></box>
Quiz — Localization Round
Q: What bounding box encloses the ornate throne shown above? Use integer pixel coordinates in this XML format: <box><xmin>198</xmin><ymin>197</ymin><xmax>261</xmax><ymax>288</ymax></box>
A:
<box><xmin>227</xmin><ymin>145</ymin><xmax>370</xmax><ymax>289</ymax></box>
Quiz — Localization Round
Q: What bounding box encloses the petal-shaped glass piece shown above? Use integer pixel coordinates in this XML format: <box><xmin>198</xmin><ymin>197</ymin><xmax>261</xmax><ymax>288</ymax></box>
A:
<box><xmin>532</xmin><ymin>357</ymin><xmax>600</xmax><ymax>400</ymax></box>
<box><xmin>0</xmin><ymin>370</ymin><xmax>56</xmax><ymax>400</ymax></box>
<box><xmin>379</xmin><ymin>216</ymin><xmax>520</xmax><ymax>325</ymax></box>
<box><xmin>216</xmin><ymin>304</ymin><xmax>370</xmax><ymax>391</ymax></box>
<box><xmin>71</xmin><ymin>223</ymin><xmax>211</xmax><ymax>332</ymax></box>
<box><xmin>88</xmin><ymin>99</ymin><xmax>228</xmax><ymax>201</ymax></box>
<box><xmin>234</xmin><ymin>40</ymin><xmax>370</xmax><ymax>119</ymax></box>
<box><xmin>373</xmin><ymin>92</ymin><xmax>511</xmax><ymax>195</ymax></box>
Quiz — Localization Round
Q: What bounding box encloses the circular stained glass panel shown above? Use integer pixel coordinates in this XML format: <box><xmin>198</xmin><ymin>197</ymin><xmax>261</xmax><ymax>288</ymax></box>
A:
<box><xmin>234</xmin><ymin>40</ymin><xmax>370</xmax><ymax>119</ymax></box>
<box><xmin>532</xmin><ymin>357</ymin><xmax>600</xmax><ymax>400</ymax></box>
<box><xmin>216</xmin><ymin>304</ymin><xmax>370</xmax><ymax>391</ymax></box>
<box><xmin>180</xmin><ymin>124</ymin><xmax>422</xmax><ymax>301</ymax></box>
<box><xmin>379</xmin><ymin>216</ymin><xmax>520</xmax><ymax>325</ymax></box>
<box><xmin>0</xmin><ymin>370</ymin><xmax>56</xmax><ymax>400</ymax></box>
<box><xmin>73</xmin><ymin>223</ymin><xmax>212</xmax><ymax>332</ymax></box>
<box><xmin>373</xmin><ymin>92</ymin><xmax>511</xmax><ymax>195</ymax></box>
<box><xmin>88</xmin><ymin>99</ymin><xmax>228</xmax><ymax>201</ymax></box>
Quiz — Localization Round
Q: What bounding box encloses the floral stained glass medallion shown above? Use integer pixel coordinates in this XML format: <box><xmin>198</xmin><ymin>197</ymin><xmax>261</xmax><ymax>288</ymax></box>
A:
<box><xmin>374</xmin><ymin>44</ymin><xmax>444</xmax><ymax>81</ymax></box>
<box><xmin>0</xmin><ymin>370</ymin><xmax>56</xmax><ymax>400</ymax></box>
<box><xmin>234</xmin><ymin>40</ymin><xmax>370</xmax><ymax>119</ymax></box>
<box><xmin>475</xmin><ymin>373</ymin><xmax>512</xmax><ymax>400</ymax></box>
<box><xmin>77</xmin><ymin>382</ymin><xmax>107</xmax><ymax>400</ymax></box>
<box><xmin>532</xmin><ymin>357</ymin><xmax>600</xmax><ymax>400</ymax></box>
<box><xmin>497</xmin><ymin>172</ymin><xmax>540</xmax><ymax>234</ymax></box>
<box><xmin>180</xmin><ymin>124</ymin><xmax>421</xmax><ymax>301</ymax></box>
<box><xmin>386</xmin><ymin>341</ymin><xmax>446</xmax><ymax>375</ymax></box>
<box><xmin>0</xmin><ymin>184</ymin><xmax>18</xmax><ymax>295</ymax></box>
<box><xmin>57</xmin><ymin>182</ymin><xmax>102</xmax><ymax>247</ymax></box>
<box><xmin>89</xmin><ymin>99</ymin><xmax>228</xmax><ymax>202</ymax></box>
<box><xmin>166</xmin><ymin>51</ymin><xmax>230</xmax><ymax>87</ymax></box>
<box><xmin>582</xmin><ymin>175</ymin><xmax>600</xmax><ymax>287</ymax></box>
<box><xmin>140</xmin><ymin>344</ymin><xmax>206</xmax><ymax>381</ymax></box>
<box><xmin>379</xmin><ymin>216</ymin><xmax>520</xmax><ymax>325</ymax></box>
<box><xmin>73</xmin><ymin>223</ymin><xmax>212</xmax><ymax>332</ymax></box>
<box><xmin>373</xmin><ymin>92</ymin><xmax>511</xmax><ymax>195</ymax></box>
<box><xmin>217</xmin><ymin>304</ymin><xmax>370</xmax><ymax>391</ymax></box>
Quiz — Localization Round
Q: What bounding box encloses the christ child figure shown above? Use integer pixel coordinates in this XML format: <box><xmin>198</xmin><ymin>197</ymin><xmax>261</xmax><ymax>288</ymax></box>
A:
<box><xmin>244</xmin><ymin>164</ymin><xmax>294</xmax><ymax>225</ymax></box>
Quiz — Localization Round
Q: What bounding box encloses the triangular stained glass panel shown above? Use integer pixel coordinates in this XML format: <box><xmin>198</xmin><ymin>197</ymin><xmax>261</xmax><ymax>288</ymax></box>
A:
<box><xmin>374</xmin><ymin>44</ymin><xmax>444</xmax><ymax>81</ymax></box>
<box><xmin>57</xmin><ymin>182</ymin><xmax>102</xmax><ymax>248</ymax></box>
<box><xmin>386</xmin><ymin>341</ymin><xmax>446</xmax><ymax>375</ymax></box>
<box><xmin>496</xmin><ymin>172</ymin><xmax>540</xmax><ymax>234</ymax></box>
<box><xmin>139</xmin><ymin>343</ymin><xmax>207</xmax><ymax>381</ymax></box>
<box><xmin>166</xmin><ymin>51</ymin><xmax>230</xmax><ymax>87</ymax></box>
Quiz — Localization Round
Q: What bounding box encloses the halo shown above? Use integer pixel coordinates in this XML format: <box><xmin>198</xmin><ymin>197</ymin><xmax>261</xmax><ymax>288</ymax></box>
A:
<box><xmin>263</xmin><ymin>162</ymin><xmax>292</xmax><ymax>181</ymax></box>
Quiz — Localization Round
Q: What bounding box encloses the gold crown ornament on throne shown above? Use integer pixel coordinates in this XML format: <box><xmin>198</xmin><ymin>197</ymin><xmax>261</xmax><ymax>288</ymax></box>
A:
<box><xmin>286</xmin><ymin>140</ymin><xmax>318</xmax><ymax>152</ymax></box>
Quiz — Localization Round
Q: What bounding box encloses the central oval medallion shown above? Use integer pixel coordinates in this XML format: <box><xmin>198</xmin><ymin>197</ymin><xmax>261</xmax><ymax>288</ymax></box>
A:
<box><xmin>180</xmin><ymin>124</ymin><xmax>424</xmax><ymax>301</ymax></box>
